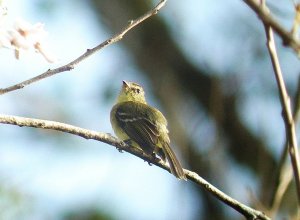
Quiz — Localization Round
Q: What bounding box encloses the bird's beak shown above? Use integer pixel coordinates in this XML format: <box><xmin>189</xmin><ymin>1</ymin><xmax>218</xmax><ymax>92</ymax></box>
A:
<box><xmin>122</xmin><ymin>80</ymin><xmax>129</xmax><ymax>88</ymax></box>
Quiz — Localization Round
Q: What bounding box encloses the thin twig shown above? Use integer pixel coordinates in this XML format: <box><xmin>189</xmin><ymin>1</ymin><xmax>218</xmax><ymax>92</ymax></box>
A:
<box><xmin>269</xmin><ymin>76</ymin><xmax>300</xmax><ymax>215</ymax></box>
<box><xmin>264</xmin><ymin>25</ymin><xmax>300</xmax><ymax>205</ymax></box>
<box><xmin>0</xmin><ymin>0</ymin><xmax>167</xmax><ymax>95</ymax></box>
<box><xmin>0</xmin><ymin>114</ymin><xmax>270</xmax><ymax>220</ymax></box>
<box><xmin>243</xmin><ymin>0</ymin><xmax>300</xmax><ymax>55</ymax></box>
<box><xmin>269</xmin><ymin>160</ymin><xmax>293</xmax><ymax>217</ymax></box>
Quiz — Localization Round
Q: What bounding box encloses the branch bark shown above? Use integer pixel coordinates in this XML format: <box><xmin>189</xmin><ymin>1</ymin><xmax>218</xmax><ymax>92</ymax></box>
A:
<box><xmin>0</xmin><ymin>114</ymin><xmax>270</xmax><ymax>220</ymax></box>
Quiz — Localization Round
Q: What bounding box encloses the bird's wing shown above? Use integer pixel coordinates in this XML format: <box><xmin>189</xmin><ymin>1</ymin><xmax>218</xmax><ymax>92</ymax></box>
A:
<box><xmin>115</xmin><ymin>102</ymin><xmax>161</xmax><ymax>153</ymax></box>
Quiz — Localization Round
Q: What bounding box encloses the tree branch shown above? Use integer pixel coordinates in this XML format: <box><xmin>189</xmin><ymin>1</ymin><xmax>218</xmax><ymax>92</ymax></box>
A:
<box><xmin>269</xmin><ymin>76</ymin><xmax>300</xmax><ymax>215</ymax></box>
<box><xmin>0</xmin><ymin>114</ymin><xmax>270</xmax><ymax>220</ymax></box>
<box><xmin>243</xmin><ymin>0</ymin><xmax>300</xmax><ymax>55</ymax></box>
<box><xmin>264</xmin><ymin>24</ymin><xmax>300</xmax><ymax>205</ymax></box>
<box><xmin>0</xmin><ymin>0</ymin><xmax>167</xmax><ymax>95</ymax></box>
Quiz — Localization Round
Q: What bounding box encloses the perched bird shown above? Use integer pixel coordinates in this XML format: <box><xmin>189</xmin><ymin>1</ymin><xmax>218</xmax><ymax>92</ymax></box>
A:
<box><xmin>110</xmin><ymin>80</ymin><xmax>187</xmax><ymax>180</ymax></box>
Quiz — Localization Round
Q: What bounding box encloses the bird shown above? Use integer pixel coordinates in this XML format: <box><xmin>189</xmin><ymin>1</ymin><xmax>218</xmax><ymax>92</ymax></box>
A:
<box><xmin>110</xmin><ymin>80</ymin><xmax>187</xmax><ymax>180</ymax></box>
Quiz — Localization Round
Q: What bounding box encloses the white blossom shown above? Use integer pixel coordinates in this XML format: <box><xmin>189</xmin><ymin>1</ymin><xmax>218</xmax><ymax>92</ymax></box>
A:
<box><xmin>0</xmin><ymin>10</ymin><xmax>56</xmax><ymax>63</ymax></box>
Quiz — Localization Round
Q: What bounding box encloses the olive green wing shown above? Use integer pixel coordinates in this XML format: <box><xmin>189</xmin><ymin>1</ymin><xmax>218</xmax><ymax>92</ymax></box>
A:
<box><xmin>115</xmin><ymin>101</ymin><xmax>161</xmax><ymax>154</ymax></box>
<box><xmin>115</xmin><ymin>102</ymin><xmax>187</xmax><ymax>180</ymax></box>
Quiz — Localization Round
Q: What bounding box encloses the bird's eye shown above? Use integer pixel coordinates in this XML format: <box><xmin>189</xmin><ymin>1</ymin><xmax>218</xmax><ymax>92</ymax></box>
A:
<box><xmin>135</xmin><ymin>88</ymin><xmax>140</xmax><ymax>93</ymax></box>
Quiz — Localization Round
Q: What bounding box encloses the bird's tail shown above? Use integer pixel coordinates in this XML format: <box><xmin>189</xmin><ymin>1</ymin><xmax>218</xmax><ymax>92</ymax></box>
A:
<box><xmin>162</xmin><ymin>142</ymin><xmax>187</xmax><ymax>181</ymax></box>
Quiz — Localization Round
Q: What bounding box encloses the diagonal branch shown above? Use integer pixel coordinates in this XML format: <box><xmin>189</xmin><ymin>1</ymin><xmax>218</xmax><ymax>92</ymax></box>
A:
<box><xmin>0</xmin><ymin>113</ymin><xmax>270</xmax><ymax>220</ymax></box>
<box><xmin>264</xmin><ymin>25</ymin><xmax>300</xmax><ymax>205</ymax></box>
<box><xmin>243</xmin><ymin>0</ymin><xmax>300</xmax><ymax>55</ymax></box>
<box><xmin>0</xmin><ymin>0</ymin><xmax>167</xmax><ymax>95</ymax></box>
<box><xmin>269</xmin><ymin>77</ymin><xmax>300</xmax><ymax>215</ymax></box>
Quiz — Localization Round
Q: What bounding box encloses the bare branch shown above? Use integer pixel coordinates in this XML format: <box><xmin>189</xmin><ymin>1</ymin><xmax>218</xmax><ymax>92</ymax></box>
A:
<box><xmin>0</xmin><ymin>113</ymin><xmax>270</xmax><ymax>220</ymax></box>
<box><xmin>270</xmin><ymin>162</ymin><xmax>293</xmax><ymax>217</ymax></box>
<box><xmin>264</xmin><ymin>24</ymin><xmax>300</xmax><ymax>205</ymax></box>
<box><xmin>0</xmin><ymin>0</ymin><xmax>167</xmax><ymax>95</ymax></box>
<box><xmin>245</xmin><ymin>0</ymin><xmax>300</xmax><ymax>209</ymax></box>
<box><xmin>243</xmin><ymin>0</ymin><xmax>300</xmax><ymax>55</ymax></box>
<box><xmin>269</xmin><ymin>76</ymin><xmax>300</xmax><ymax>214</ymax></box>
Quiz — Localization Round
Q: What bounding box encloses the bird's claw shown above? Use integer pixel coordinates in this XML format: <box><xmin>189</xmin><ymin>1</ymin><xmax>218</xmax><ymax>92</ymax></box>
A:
<box><xmin>116</xmin><ymin>147</ymin><xmax>123</xmax><ymax>153</ymax></box>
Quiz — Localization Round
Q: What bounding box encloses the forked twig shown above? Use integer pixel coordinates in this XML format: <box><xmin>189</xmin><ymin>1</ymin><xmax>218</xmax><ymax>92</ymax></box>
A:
<box><xmin>264</xmin><ymin>24</ymin><xmax>300</xmax><ymax>205</ymax></box>
<box><xmin>243</xmin><ymin>0</ymin><xmax>300</xmax><ymax>55</ymax></box>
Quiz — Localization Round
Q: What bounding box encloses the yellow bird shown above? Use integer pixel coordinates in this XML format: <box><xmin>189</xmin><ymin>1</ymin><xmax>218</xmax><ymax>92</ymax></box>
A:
<box><xmin>110</xmin><ymin>81</ymin><xmax>186</xmax><ymax>180</ymax></box>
